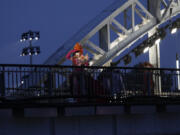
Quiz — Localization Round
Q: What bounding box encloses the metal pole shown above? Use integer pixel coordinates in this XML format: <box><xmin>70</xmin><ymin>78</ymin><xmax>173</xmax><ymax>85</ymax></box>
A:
<box><xmin>176</xmin><ymin>53</ymin><xmax>180</xmax><ymax>90</ymax></box>
<box><xmin>29</xmin><ymin>40</ymin><xmax>32</xmax><ymax>65</ymax></box>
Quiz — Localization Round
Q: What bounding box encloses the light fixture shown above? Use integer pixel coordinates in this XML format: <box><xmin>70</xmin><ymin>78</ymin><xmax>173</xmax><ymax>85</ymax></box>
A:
<box><xmin>19</xmin><ymin>30</ymin><xmax>41</xmax><ymax>64</ymax></box>
<box><xmin>143</xmin><ymin>47</ymin><xmax>149</xmax><ymax>53</ymax></box>
<box><xmin>29</xmin><ymin>31</ymin><xmax>34</xmax><ymax>41</ymax></box>
<box><xmin>35</xmin><ymin>32</ymin><xmax>40</xmax><ymax>40</ymax></box>
<box><xmin>123</xmin><ymin>54</ymin><xmax>131</xmax><ymax>65</ymax></box>
<box><xmin>171</xmin><ymin>28</ymin><xmax>177</xmax><ymax>34</ymax></box>
<box><xmin>20</xmin><ymin>31</ymin><xmax>40</xmax><ymax>42</ymax></box>
<box><xmin>36</xmin><ymin>46</ymin><xmax>40</xmax><ymax>54</ymax></box>
<box><xmin>169</xmin><ymin>18</ymin><xmax>180</xmax><ymax>34</ymax></box>
<box><xmin>30</xmin><ymin>47</ymin><xmax>35</xmax><ymax>55</ymax></box>
<box><xmin>133</xmin><ymin>47</ymin><xmax>142</xmax><ymax>57</ymax></box>
<box><xmin>21</xmin><ymin>80</ymin><xmax>24</xmax><ymax>84</ymax></box>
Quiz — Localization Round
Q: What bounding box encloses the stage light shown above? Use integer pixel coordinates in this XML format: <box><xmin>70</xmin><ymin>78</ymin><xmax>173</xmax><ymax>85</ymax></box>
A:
<box><xmin>171</xmin><ymin>28</ymin><xmax>177</xmax><ymax>34</ymax></box>
<box><xmin>24</xmin><ymin>33</ymin><xmax>28</xmax><ymax>40</ymax></box>
<box><xmin>156</xmin><ymin>28</ymin><xmax>166</xmax><ymax>40</ymax></box>
<box><xmin>36</xmin><ymin>46</ymin><xmax>40</xmax><ymax>54</ymax></box>
<box><xmin>19</xmin><ymin>30</ymin><xmax>40</xmax><ymax>64</ymax></box>
<box><xmin>21</xmin><ymin>80</ymin><xmax>24</xmax><ymax>84</ymax></box>
<box><xmin>22</xmin><ymin>48</ymin><xmax>28</xmax><ymax>56</ymax></box>
<box><xmin>133</xmin><ymin>47</ymin><xmax>142</xmax><ymax>57</ymax></box>
<box><xmin>169</xmin><ymin>18</ymin><xmax>180</xmax><ymax>34</ymax></box>
<box><xmin>21</xmin><ymin>33</ymin><xmax>26</xmax><ymax>42</ymax></box>
<box><xmin>29</xmin><ymin>31</ymin><xmax>34</xmax><ymax>40</ymax></box>
<box><xmin>143</xmin><ymin>47</ymin><xmax>149</xmax><ymax>53</ymax></box>
<box><xmin>35</xmin><ymin>32</ymin><xmax>40</xmax><ymax>40</ymax></box>
<box><xmin>30</xmin><ymin>47</ymin><xmax>35</xmax><ymax>55</ymax></box>
<box><xmin>123</xmin><ymin>54</ymin><xmax>131</xmax><ymax>65</ymax></box>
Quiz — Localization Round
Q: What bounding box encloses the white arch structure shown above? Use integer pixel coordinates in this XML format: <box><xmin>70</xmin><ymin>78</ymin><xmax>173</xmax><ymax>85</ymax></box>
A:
<box><xmin>44</xmin><ymin>0</ymin><xmax>180</xmax><ymax>66</ymax></box>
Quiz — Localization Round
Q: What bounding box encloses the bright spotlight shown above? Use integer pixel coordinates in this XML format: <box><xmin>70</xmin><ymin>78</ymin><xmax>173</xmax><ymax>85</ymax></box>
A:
<box><xmin>35</xmin><ymin>37</ymin><xmax>38</xmax><ymax>40</ymax></box>
<box><xmin>143</xmin><ymin>47</ymin><xmax>149</xmax><ymax>53</ymax></box>
<box><xmin>35</xmin><ymin>32</ymin><xmax>40</xmax><ymax>40</ymax></box>
<box><xmin>171</xmin><ymin>28</ymin><xmax>177</xmax><ymax>34</ymax></box>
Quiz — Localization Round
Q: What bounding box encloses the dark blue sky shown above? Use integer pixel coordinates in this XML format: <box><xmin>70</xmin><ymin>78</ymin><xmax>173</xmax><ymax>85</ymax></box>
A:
<box><xmin>0</xmin><ymin>0</ymin><xmax>180</xmax><ymax>68</ymax></box>
<box><xmin>0</xmin><ymin>0</ymin><xmax>112</xmax><ymax>64</ymax></box>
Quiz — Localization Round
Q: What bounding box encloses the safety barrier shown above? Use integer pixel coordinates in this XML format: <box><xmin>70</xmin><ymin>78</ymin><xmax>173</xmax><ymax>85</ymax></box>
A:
<box><xmin>0</xmin><ymin>64</ymin><xmax>180</xmax><ymax>105</ymax></box>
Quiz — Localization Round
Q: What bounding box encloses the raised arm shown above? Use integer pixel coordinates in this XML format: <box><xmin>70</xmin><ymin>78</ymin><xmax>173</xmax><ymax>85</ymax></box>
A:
<box><xmin>66</xmin><ymin>50</ymin><xmax>77</xmax><ymax>60</ymax></box>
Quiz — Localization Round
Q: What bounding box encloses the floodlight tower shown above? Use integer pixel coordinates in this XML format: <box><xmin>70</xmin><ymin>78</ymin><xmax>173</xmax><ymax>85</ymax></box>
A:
<box><xmin>20</xmin><ymin>30</ymin><xmax>40</xmax><ymax>65</ymax></box>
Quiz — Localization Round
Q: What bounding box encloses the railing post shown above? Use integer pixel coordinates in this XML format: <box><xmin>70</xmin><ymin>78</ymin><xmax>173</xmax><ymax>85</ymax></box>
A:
<box><xmin>0</xmin><ymin>67</ymin><xmax>5</xmax><ymax>97</ymax></box>
<box><xmin>44</xmin><ymin>69</ymin><xmax>53</xmax><ymax>96</ymax></box>
<box><xmin>176</xmin><ymin>53</ymin><xmax>180</xmax><ymax>90</ymax></box>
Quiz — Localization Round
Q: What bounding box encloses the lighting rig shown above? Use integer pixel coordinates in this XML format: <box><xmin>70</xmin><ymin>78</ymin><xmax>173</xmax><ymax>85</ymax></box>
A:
<box><xmin>111</xmin><ymin>17</ymin><xmax>180</xmax><ymax>66</ymax></box>
<box><xmin>170</xmin><ymin>18</ymin><xmax>180</xmax><ymax>34</ymax></box>
<box><xmin>20</xmin><ymin>30</ymin><xmax>40</xmax><ymax>64</ymax></box>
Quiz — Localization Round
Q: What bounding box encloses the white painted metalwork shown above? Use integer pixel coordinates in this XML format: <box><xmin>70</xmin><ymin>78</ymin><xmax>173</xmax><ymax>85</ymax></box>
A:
<box><xmin>44</xmin><ymin>0</ymin><xmax>180</xmax><ymax>66</ymax></box>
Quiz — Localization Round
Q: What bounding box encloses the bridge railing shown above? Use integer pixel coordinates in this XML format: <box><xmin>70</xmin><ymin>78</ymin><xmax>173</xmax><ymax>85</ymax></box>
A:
<box><xmin>0</xmin><ymin>64</ymin><xmax>180</xmax><ymax>103</ymax></box>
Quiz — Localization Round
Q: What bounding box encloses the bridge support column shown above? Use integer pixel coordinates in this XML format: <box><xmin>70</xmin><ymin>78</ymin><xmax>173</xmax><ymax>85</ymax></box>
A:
<box><xmin>99</xmin><ymin>24</ymin><xmax>111</xmax><ymax>66</ymax></box>
<box><xmin>0</xmin><ymin>71</ymin><xmax>5</xmax><ymax>97</ymax></box>
<box><xmin>149</xmin><ymin>29</ymin><xmax>162</xmax><ymax>94</ymax></box>
<box><xmin>148</xmin><ymin>0</ymin><xmax>161</xmax><ymax>21</ymax></box>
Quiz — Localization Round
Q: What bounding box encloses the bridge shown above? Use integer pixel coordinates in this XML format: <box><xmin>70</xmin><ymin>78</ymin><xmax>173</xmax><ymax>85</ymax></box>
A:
<box><xmin>1</xmin><ymin>0</ymin><xmax>180</xmax><ymax>135</ymax></box>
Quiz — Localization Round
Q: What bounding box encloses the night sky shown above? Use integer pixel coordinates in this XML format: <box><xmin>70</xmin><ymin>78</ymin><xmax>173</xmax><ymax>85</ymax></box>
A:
<box><xmin>0</xmin><ymin>0</ymin><xmax>180</xmax><ymax>68</ymax></box>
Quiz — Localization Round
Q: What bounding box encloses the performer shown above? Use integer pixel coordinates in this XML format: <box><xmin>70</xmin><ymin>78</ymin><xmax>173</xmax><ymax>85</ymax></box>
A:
<box><xmin>66</xmin><ymin>43</ymin><xmax>89</xmax><ymax>97</ymax></box>
<box><xmin>66</xmin><ymin>43</ymin><xmax>89</xmax><ymax>66</ymax></box>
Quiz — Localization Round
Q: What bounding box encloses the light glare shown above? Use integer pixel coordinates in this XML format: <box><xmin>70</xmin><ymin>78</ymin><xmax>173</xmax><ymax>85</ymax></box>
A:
<box><xmin>155</xmin><ymin>38</ymin><xmax>161</xmax><ymax>45</ymax></box>
<box><xmin>143</xmin><ymin>47</ymin><xmax>149</xmax><ymax>53</ymax></box>
<box><xmin>171</xmin><ymin>28</ymin><xmax>177</xmax><ymax>34</ymax></box>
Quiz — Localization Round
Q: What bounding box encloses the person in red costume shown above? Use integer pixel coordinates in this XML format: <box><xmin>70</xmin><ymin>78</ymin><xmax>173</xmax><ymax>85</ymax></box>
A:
<box><xmin>66</xmin><ymin>43</ymin><xmax>89</xmax><ymax>98</ymax></box>
<box><xmin>66</xmin><ymin>43</ymin><xmax>89</xmax><ymax>66</ymax></box>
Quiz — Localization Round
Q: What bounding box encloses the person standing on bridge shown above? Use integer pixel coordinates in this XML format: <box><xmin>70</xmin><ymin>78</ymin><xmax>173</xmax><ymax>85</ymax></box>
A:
<box><xmin>66</xmin><ymin>43</ymin><xmax>89</xmax><ymax>66</ymax></box>
<box><xmin>66</xmin><ymin>43</ymin><xmax>89</xmax><ymax>99</ymax></box>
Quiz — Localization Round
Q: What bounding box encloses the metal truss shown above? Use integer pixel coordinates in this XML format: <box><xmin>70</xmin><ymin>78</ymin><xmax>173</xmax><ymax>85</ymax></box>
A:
<box><xmin>44</xmin><ymin>0</ymin><xmax>180</xmax><ymax>66</ymax></box>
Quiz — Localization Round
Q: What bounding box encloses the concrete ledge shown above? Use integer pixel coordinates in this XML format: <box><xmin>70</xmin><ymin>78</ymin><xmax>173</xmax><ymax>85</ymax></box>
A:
<box><xmin>131</xmin><ymin>106</ymin><xmax>156</xmax><ymax>114</ymax></box>
<box><xmin>0</xmin><ymin>109</ymin><xmax>12</xmax><ymax>117</ymax></box>
<box><xmin>24</xmin><ymin>108</ymin><xmax>58</xmax><ymax>117</ymax></box>
<box><xmin>167</xmin><ymin>105</ymin><xmax>180</xmax><ymax>112</ymax></box>
<box><xmin>65</xmin><ymin>107</ymin><xmax>95</xmax><ymax>116</ymax></box>
<box><xmin>96</xmin><ymin>106</ymin><xmax>124</xmax><ymax>115</ymax></box>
